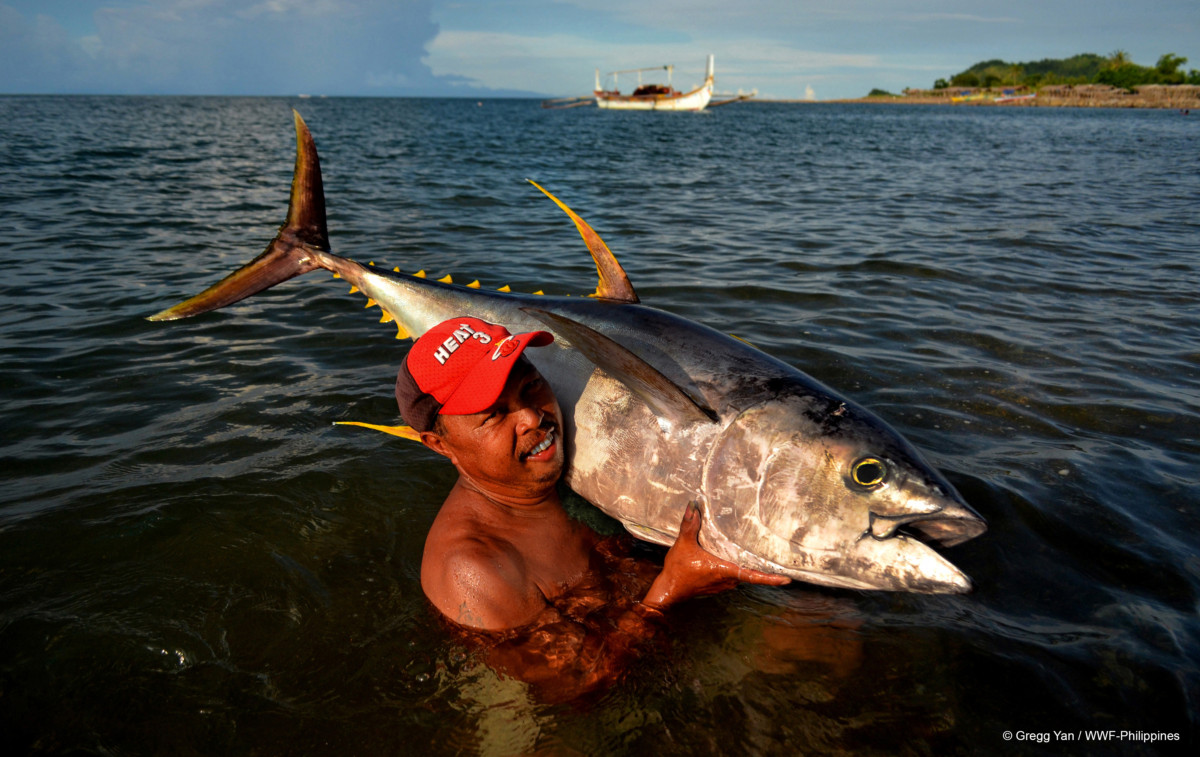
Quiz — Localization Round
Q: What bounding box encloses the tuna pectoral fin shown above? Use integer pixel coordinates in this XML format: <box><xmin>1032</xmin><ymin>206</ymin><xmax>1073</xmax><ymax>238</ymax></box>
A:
<box><xmin>333</xmin><ymin>421</ymin><xmax>422</xmax><ymax>442</ymax></box>
<box><xmin>147</xmin><ymin>110</ymin><xmax>329</xmax><ymax>321</ymax></box>
<box><xmin>523</xmin><ymin>308</ymin><xmax>717</xmax><ymax>426</ymax></box>
<box><xmin>526</xmin><ymin>181</ymin><xmax>639</xmax><ymax>304</ymax></box>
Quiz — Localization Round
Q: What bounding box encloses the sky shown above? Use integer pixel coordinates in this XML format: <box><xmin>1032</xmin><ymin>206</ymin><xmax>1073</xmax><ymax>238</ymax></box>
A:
<box><xmin>1</xmin><ymin>0</ymin><xmax>1197</xmax><ymax>100</ymax></box>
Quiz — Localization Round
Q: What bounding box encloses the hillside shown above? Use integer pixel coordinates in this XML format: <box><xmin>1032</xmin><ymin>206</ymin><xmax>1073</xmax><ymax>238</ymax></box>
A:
<box><xmin>933</xmin><ymin>52</ymin><xmax>1199</xmax><ymax>91</ymax></box>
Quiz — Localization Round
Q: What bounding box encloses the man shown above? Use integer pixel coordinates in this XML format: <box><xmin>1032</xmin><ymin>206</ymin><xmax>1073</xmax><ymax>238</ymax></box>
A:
<box><xmin>396</xmin><ymin>316</ymin><xmax>789</xmax><ymax>692</ymax></box>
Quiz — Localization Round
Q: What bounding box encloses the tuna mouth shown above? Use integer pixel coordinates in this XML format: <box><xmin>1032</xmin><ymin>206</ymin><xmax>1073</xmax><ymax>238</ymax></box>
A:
<box><xmin>905</xmin><ymin>513</ymin><xmax>986</xmax><ymax>548</ymax></box>
<box><xmin>851</xmin><ymin>515</ymin><xmax>983</xmax><ymax>594</ymax></box>
<box><xmin>868</xmin><ymin>504</ymin><xmax>987</xmax><ymax>548</ymax></box>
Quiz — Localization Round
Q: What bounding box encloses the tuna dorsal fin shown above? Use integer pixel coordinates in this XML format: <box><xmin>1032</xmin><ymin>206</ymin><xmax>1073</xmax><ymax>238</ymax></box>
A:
<box><xmin>527</xmin><ymin>181</ymin><xmax>639</xmax><ymax>304</ymax></box>
<box><xmin>522</xmin><ymin>308</ymin><xmax>716</xmax><ymax>426</ymax></box>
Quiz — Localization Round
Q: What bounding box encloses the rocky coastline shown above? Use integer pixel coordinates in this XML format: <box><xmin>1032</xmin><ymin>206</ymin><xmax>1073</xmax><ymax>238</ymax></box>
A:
<box><xmin>823</xmin><ymin>84</ymin><xmax>1200</xmax><ymax>109</ymax></box>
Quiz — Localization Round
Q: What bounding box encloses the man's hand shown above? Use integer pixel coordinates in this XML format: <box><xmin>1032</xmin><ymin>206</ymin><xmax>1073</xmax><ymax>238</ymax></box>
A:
<box><xmin>641</xmin><ymin>501</ymin><xmax>790</xmax><ymax>612</ymax></box>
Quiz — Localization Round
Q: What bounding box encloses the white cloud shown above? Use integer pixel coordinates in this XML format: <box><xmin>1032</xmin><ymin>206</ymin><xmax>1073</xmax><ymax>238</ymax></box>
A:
<box><xmin>426</xmin><ymin>29</ymin><xmax>880</xmax><ymax>98</ymax></box>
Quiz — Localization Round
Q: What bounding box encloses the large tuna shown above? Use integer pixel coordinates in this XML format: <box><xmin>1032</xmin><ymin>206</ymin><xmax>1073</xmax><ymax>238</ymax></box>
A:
<box><xmin>150</xmin><ymin>112</ymin><xmax>985</xmax><ymax>593</ymax></box>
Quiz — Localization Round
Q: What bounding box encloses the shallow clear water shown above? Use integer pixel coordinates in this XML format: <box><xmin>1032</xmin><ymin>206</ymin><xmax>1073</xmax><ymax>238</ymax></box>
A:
<box><xmin>1</xmin><ymin>96</ymin><xmax>1198</xmax><ymax>754</ymax></box>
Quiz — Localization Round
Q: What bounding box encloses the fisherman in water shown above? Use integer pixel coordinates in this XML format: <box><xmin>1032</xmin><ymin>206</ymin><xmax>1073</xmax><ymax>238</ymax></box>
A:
<box><xmin>396</xmin><ymin>316</ymin><xmax>790</xmax><ymax>695</ymax></box>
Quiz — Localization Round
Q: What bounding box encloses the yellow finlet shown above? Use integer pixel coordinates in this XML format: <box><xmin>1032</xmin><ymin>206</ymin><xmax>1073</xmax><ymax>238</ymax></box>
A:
<box><xmin>533</xmin><ymin>290</ymin><xmax>544</xmax><ymax>295</ymax></box>
<box><xmin>332</xmin><ymin>272</ymin><xmax>341</xmax><ymax>279</ymax></box>
<box><xmin>467</xmin><ymin>280</ymin><xmax>481</xmax><ymax>289</ymax></box>
<box><xmin>393</xmin><ymin>266</ymin><xmax>400</xmax><ymax>273</ymax></box>
<box><xmin>349</xmin><ymin>285</ymin><xmax>359</xmax><ymax>294</ymax></box>
<box><xmin>497</xmin><ymin>285</ymin><xmax>511</xmax><ymax>293</ymax></box>
<box><xmin>395</xmin><ymin>323</ymin><xmax>412</xmax><ymax>340</ymax></box>
<box><xmin>380</xmin><ymin>311</ymin><xmax>395</xmax><ymax>323</ymax></box>
<box><xmin>369</xmin><ymin>261</ymin><xmax>375</xmax><ymax>266</ymax></box>
<box><xmin>415</xmin><ymin>270</ymin><xmax>427</xmax><ymax>278</ymax></box>
<box><xmin>364</xmin><ymin>298</ymin><xmax>377</xmax><ymax>308</ymax></box>
<box><xmin>438</xmin><ymin>274</ymin><xmax>453</xmax><ymax>284</ymax></box>
<box><xmin>334</xmin><ymin>421</ymin><xmax>421</xmax><ymax>442</ymax></box>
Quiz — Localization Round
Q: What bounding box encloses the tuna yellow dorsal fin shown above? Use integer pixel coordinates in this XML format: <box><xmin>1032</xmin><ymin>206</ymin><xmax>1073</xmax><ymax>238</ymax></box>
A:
<box><xmin>527</xmin><ymin>180</ymin><xmax>639</xmax><ymax>304</ymax></box>
<box><xmin>364</xmin><ymin>298</ymin><xmax>377</xmax><ymax>308</ymax></box>
<box><xmin>334</xmin><ymin>421</ymin><xmax>421</xmax><ymax>442</ymax></box>
<box><xmin>497</xmin><ymin>285</ymin><xmax>511</xmax><ymax>293</ymax></box>
<box><xmin>414</xmin><ymin>270</ymin><xmax>427</xmax><ymax>278</ymax></box>
<box><xmin>467</xmin><ymin>280</ymin><xmax>481</xmax><ymax>289</ymax></box>
<box><xmin>438</xmin><ymin>274</ymin><xmax>453</xmax><ymax>284</ymax></box>
<box><xmin>380</xmin><ymin>311</ymin><xmax>395</xmax><ymax>323</ymax></box>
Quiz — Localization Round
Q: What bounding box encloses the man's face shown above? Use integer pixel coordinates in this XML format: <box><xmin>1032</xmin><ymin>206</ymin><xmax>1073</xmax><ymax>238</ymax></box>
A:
<box><xmin>425</xmin><ymin>358</ymin><xmax>564</xmax><ymax>499</ymax></box>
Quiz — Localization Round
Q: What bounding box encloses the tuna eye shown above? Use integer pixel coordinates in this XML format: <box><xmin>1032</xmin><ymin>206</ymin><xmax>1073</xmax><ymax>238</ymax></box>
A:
<box><xmin>852</xmin><ymin>458</ymin><xmax>887</xmax><ymax>488</ymax></box>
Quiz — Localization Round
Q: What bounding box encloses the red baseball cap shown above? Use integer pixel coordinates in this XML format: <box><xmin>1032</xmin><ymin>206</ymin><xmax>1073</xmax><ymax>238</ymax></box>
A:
<box><xmin>396</xmin><ymin>317</ymin><xmax>554</xmax><ymax>432</ymax></box>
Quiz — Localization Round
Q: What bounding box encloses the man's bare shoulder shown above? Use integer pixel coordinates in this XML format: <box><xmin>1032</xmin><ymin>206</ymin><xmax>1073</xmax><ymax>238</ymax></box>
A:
<box><xmin>421</xmin><ymin>500</ymin><xmax>547</xmax><ymax>630</ymax></box>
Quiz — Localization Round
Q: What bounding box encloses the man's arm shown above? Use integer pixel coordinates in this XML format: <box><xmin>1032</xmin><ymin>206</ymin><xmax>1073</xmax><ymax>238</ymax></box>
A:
<box><xmin>426</xmin><ymin>539</ymin><xmax>549</xmax><ymax>630</ymax></box>
<box><xmin>464</xmin><ymin>503</ymin><xmax>790</xmax><ymax>701</ymax></box>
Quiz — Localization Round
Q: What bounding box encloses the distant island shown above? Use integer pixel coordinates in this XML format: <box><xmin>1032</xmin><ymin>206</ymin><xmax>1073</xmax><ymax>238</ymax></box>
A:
<box><xmin>847</xmin><ymin>52</ymin><xmax>1200</xmax><ymax>109</ymax></box>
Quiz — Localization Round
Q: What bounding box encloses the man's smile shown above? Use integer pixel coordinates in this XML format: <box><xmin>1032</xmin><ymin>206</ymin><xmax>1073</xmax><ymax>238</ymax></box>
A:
<box><xmin>521</xmin><ymin>426</ymin><xmax>557</xmax><ymax>462</ymax></box>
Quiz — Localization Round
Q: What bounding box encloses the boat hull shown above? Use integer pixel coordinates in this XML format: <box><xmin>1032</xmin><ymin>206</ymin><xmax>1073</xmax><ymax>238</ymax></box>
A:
<box><xmin>595</xmin><ymin>55</ymin><xmax>715</xmax><ymax>111</ymax></box>
<box><xmin>595</xmin><ymin>80</ymin><xmax>714</xmax><ymax>111</ymax></box>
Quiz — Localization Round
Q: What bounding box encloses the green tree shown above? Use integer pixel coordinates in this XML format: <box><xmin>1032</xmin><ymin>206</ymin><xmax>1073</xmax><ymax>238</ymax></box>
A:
<box><xmin>1096</xmin><ymin>61</ymin><xmax>1161</xmax><ymax>91</ymax></box>
<box><xmin>950</xmin><ymin>71</ymin><xmax>980</xmax><ymax>87</ymax></box>
<box><xmin>1156</xmin><ymin>54</ymin><xmax>1188</xmax><ymax>84</ymax></box>
<box><xmin>933</xmin><ymin>78</ymin><xmax>949</xmax><ymax>89</ymax></box>
<box><xmin>1106</xmin><ymin>49</ymin><xmax>1131</xmax><ymax>69</ymax></box>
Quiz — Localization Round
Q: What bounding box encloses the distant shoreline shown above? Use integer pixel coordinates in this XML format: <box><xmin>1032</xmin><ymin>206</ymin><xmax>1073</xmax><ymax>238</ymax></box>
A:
<box><xmin>758</xmin><ymin>84</ymin><xmax>1200</xmax><ymax>110</ymax></box>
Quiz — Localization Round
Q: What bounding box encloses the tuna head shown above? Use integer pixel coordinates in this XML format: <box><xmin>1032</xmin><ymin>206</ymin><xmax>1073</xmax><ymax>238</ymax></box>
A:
<box><xmin>701</xmin><ymin>393</ymin><xmax>986</xmax><ymax>593</ymax></box>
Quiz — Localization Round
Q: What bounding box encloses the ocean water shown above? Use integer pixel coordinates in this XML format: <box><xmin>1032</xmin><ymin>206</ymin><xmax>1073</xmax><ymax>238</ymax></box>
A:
<box><xmin>1</xmin><ymin>95</ymin><xmax>1198</xmax><ymax>754</ymax></box>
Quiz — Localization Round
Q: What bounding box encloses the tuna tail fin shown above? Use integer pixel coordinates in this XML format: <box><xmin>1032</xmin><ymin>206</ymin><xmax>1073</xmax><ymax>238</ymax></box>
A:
<box><xmin>148</xmin><ymin>110</ymin><xmax>330</xmax><ymax>321</ymax></box>
<box><xmin>526</xmin><ymin>180</ymin><xmax>639</xmax><ymax>304</ymax></box>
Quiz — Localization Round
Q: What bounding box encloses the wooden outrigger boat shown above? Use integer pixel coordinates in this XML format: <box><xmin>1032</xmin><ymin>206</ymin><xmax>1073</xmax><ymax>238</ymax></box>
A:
<box><xmin>593</xmin><ymin>55</ymin><xmax>715</xmax><ymax>111</ymax></box>
<box><xmin>541</xmin><ymin>55</ymin><xmax>752</xmax><ymax>111</ymax></box>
